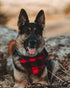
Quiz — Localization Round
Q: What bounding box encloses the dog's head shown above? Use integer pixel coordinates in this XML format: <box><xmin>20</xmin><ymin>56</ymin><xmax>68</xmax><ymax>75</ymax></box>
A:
<box><xmin>16</xmin><ymin>9</ymin><xmax>45</xmax><ymax>57</ymax></box>
<box><xmin>9</xmin><ymin>9</ymin><xmax>45</xmax><ymax>57</ymax></box>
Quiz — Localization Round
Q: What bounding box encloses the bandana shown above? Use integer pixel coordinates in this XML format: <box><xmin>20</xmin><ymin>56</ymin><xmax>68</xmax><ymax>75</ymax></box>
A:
<box><xmin>14</xmin><ymin>48</ymin><xmax>48</xmax><ymax>76</ymax></box>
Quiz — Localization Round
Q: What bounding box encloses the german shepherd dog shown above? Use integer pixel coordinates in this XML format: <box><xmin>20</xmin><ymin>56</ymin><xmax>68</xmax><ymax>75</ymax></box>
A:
<box><xmin>8</xmin><ymin>9</ymin><xmax>59</xmax><ymax>88</ymax></box>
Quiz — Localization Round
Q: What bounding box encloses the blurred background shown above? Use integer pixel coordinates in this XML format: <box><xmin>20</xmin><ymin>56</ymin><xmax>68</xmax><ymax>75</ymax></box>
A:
<box><xmin>0</xmin><ymin>0</ymin><xmax>70</xmax><ymax>38</ymax></box>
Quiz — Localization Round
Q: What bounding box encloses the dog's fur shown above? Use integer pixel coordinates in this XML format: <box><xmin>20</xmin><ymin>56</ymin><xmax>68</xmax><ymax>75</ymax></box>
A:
<box><xmin>8</xmin><ymin>9</ymin><xmax>59</xmax><ymax>88</ymax></box>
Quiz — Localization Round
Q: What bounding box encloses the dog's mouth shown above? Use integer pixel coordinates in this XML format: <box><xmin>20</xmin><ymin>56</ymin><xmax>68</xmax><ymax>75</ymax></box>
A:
<box><xmin>28</xmin><ymin>47</ymin><xmax>36</xmax><ymax>55</ymax></box>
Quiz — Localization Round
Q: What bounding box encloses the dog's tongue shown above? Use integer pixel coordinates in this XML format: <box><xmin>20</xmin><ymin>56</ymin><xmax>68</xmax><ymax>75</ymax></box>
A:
<box><xmin>28</xmin><ymin>47</ymin><xmax>36</xmax><ymax>55</ymax></box>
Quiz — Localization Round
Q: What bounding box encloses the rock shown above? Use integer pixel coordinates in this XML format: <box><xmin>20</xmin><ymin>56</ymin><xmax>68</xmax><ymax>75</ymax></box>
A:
<box><xmin>0</xmin><ymin>25</ymin><xmax>18</xmax><ymax>73</ymax></box>
<box><xmin>45</xmin><ymin>36</ymin><xmax>70</xmax><ymax>62</ymax></box>
<box><xmin>0</xmin><ymin>25</ymin><xmax>17</xmax><ymax>53</ymax></box>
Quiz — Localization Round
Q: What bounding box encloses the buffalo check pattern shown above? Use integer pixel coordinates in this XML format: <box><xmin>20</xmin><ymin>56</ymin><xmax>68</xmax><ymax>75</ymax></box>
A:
<box><xmin>19</xmin><ymin>48</ymin><xmax>48</xmax><ymax>75</ymax></box>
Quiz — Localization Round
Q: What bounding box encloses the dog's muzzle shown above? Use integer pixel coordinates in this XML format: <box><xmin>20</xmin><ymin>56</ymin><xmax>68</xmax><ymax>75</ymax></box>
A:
<box><xmin>24</xmin><ymin>32</ymin><xmax>39</xmax><ymax>55</ymax></box>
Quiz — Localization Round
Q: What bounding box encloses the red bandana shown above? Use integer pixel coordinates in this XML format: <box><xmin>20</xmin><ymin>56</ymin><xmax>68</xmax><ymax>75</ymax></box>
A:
<box><xmin>19</xmin><ymin>48</ymin><xmax>48</xmax><ymax>75</ymax></box>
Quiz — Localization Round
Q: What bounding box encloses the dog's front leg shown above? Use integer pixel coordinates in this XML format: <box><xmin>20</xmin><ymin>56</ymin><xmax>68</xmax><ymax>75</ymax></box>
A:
<box><xmin>50</xmin><ymin>60</ymin><xmax>59</xmax><ymax>83</ymax></box>
<box><xmin>31</xmin><ymin>67</ymin><xmax>48</xmax><ymax>88</ymax></box>
<box><xmin>14</xmin><ymin>68</ymin><xmax>28</xmax><ymax>88</ymax></box>
<box><xmin>37</xmin><ymin>67</ymin><xmax>48</xmax><ymax>88</ymax></box>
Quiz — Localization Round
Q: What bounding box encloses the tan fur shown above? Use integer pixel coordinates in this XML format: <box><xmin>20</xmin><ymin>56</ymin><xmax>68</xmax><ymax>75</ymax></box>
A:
<box><xmin>14</xmin><ymin>68</ymin><xmax>28</xmax><ymax>85</ymax></box>
<box><xmin>8</xmin><ymin>40</ymin><xmax>16</xmax><ymax>55</ymax></box>
<box><xmin>16</xmin><ymin>34</ymin><xmax>30</xmax><ymax>56</ymax></box>
<box><xmin>38</xmin><ymin>36</ymin><xmax>45</xmax><ymax>53</ymax></box>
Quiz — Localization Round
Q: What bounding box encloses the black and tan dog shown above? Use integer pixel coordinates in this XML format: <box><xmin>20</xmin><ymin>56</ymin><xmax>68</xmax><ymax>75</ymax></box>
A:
<box><xmin>8</xmin><ymin>9</ymin><xmax>59</xmax><ymax>88</ymax></box>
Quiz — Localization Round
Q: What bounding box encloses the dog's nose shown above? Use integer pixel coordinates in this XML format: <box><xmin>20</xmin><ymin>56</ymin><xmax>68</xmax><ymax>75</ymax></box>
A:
<box><xmin>29</xmin><ymin>39</ymin><xmax>38</xmax><ymax>48</ymax></box>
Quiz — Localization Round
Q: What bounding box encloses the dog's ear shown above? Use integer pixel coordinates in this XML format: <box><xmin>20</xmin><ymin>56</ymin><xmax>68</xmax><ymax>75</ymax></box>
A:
<box><xmin>8</xmin><ymin>40</ymin><xmax>16</xmax><ymax>55</ymax></box>
<box><xmin>35</xmin><ymin>10</ymin><xmax>45</xmax><ymax>29</ymax></box>
<box><xmin>18</xmin><ymin>9</ymin><xmax>29</xmax><ymax>28</ymax></box>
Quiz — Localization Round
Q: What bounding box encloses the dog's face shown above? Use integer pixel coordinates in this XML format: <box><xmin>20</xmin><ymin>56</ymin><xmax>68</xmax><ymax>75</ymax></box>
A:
<box><xmin>16</xmin><ymin>9</ymin><xmax>45</xmax><ymax>56</ymax></box>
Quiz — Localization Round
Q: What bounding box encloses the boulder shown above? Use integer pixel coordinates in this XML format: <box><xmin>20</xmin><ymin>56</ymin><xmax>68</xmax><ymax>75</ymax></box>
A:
<box><xmin>45</xmin><ymin>36</ymin><xmax>70</xmax><ymax>61</ymax></box>
<box><xmin>0</xmin><ymin>25</ymin><xmax>17</xmax><ymax>73</ymax></box>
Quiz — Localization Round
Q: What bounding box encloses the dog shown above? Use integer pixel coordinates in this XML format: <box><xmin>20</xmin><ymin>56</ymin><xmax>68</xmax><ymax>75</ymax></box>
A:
<box><xmin>8</xmin><ymin>9</ymin><xmax>59</xmax><ymax>88</ymax></box>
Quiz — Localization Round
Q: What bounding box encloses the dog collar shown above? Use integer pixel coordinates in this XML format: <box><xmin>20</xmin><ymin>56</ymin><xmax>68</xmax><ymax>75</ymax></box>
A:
<box><xmin>14</xmin><ymin>48</ymin><xmax>48</xmax><ymax>76</ymax></box>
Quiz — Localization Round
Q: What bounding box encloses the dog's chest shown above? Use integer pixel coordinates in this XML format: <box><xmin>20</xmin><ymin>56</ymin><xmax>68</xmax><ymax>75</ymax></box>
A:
<box><xmin>18</xmin><ymin>49</ymin><xmax>48</xmax><ymax>76</ymax></box>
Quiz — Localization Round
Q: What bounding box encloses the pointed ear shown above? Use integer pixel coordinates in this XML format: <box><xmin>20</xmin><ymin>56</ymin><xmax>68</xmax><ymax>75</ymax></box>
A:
<box><xmin>8</xmin><ymin>40</ymin><xmax>16</xmax><ymax>55</ymax></box>
<box><xmin>35</xmin><ymin>10</ymin><xmax>45</xmax><ymax>28</ymax></box>
<box><xmin>18</xmin><ymin>9</ymin><xmax>29</xmax><ymax>28</ymax></box>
